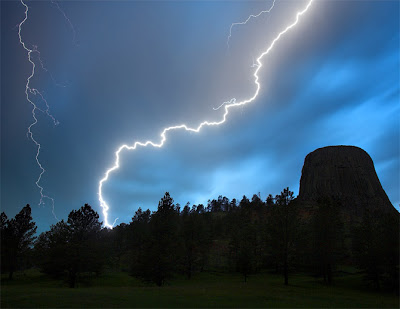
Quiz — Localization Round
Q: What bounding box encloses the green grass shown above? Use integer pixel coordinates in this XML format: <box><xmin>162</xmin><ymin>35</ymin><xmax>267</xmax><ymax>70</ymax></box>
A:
<box><xmin>1</xmin><ymin>269</ymin><xmax>398</xmax><ymax>308</ymax></box>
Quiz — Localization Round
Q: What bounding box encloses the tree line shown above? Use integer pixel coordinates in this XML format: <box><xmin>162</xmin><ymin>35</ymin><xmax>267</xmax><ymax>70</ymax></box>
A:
<box><xmin>1</xmin><ymin>189</ymin><xmax>398</xmax><ymax>291</ymax></box>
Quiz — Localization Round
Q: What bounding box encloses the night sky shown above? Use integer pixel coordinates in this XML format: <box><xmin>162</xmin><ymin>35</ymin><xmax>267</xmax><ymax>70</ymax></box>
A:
<box><xmin>1</xmin><ymin>0</ymin><xmax>399</xmax><ymax>232</ymax></box>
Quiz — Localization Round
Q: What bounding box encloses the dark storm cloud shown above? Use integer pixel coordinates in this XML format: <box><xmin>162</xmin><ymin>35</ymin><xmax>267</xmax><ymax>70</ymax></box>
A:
<box><xmin>1</xmin><ymin>0</ymin><xmax>398</xmax><ymax>230</ymax></box>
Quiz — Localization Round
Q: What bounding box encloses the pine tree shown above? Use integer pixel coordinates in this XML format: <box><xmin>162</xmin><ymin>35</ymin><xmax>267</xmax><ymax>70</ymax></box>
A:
<box><xmin>267</xmin><ymin>188</ymin><xmax>298</xmax><ymax>285</ymax></box>
<box><xmin>2</xmin><ymin>205</ymin><xmax>37</xmax><ymax>279</ymax></box>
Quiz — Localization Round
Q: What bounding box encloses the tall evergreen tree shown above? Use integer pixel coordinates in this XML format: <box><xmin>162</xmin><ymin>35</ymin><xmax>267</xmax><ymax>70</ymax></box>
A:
<box><xmin>1</xmin><ymin>212</ymin><xmax>10</xmax><ymax>274</ymax></box>
<box><xmin>310</xmin><ymin>197</ymin><xmax>344</xmax><ymax>285</ymax></box>
<box><xmin>35</xmin><ymin>204</ymin><xmax>103</xmax><ymax>287</ymax></box>
<box><xmin>130</xmin><ymin>208</ymin><xmax>151</xmax><ymax>277</ymax></box>
<box><xmin>230</xmin><ymin>208</ymin><xmax>256</xmax><ymax>282</ymax></box>
<box><xmin>67</xmin><ymin>204</ymin><xmax>103</xmax><ymax>287</ymax></box>
<box><xmin>34</xmin><ymin>220</ymin><xmax>70</xmax><ymax>278</ymax></box>
<box><xmin>180</xmin><ymin>206</ymin><xmax>211</xmax><ymax>278</ymax></box>
<box><xmin>1</xmin><ymin>205</ymin><xmax>37</xmax><ymax>279</ymax></box>
<box><xmin>267</xmin><ymin>188</ymin><xmax>298</xmax><ymax>285</ymax></box>
<box><xmin>134</xmin><ymin>193</ymin><xmax>180</xmax><ymax>286</ymax></box>
<box><xmin>352</xmin><ymin>209</ymin><xmax>399</xmax><ymax>291</ymax></box>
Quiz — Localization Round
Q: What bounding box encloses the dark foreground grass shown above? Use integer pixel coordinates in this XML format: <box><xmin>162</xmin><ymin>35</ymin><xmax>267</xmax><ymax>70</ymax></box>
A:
<box><xmin>1</xmin><ymin>270</ymin><xmax>398</xmax><ymax>308</ymax></box>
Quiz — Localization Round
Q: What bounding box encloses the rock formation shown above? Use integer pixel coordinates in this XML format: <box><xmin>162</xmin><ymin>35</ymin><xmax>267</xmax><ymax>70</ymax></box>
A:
<box><xmin>298</xmin><ymin>145</ymin><xmax>397</xmax><ymax>218</ymax></box>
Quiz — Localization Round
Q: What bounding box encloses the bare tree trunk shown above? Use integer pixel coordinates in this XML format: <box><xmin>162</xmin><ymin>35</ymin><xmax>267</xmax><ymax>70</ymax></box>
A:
<box><xmin>327</xmin><ymin>263</ymin><xmax>332</xmax><ymax>285</ymax></box>
<box><xmin>69</xmin><ymin>269</ymin><xmax>77</xmax><ymax>288</ymax></box>
<box><xmin>284</xmin><ymin>259</ymin><xmax>288</xmax><ymax>285</ymax></box>
<box><xmin>8</xmin><ymin>269</ymin><xmax>14</xmax><ymax>280</ymax></box>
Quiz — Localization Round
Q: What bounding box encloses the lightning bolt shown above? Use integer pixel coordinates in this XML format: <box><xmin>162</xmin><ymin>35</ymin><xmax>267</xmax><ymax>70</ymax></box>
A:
<box><xmin>18</xmin><ymin>0</ymin><xmax>76</xmax><ymax>220</ymax></box>
<box><xmin>51</xmin><ymin>0</ymin><xmax>77</xmax><ymax>46</ymax></box>
<box><xmin>17</xmin><ymin>0</ymin><xmax>68</xmax><ymax>220</ymax></box>
<box><xmin>18</xmin><ymin>0</ymin><xmax>58</xmax><ymax>220</ymax></box>
<box><xmin>227</xmin><ymin>0</ymin><xmax>277</xmax><ymax>50</ymax></box>
<box><xmin>34</xmin><ymin>44</ymin><xmax>69</xmax><ymax>89</ymax></box>
<box><xmin>215</xmin><ymin>0</ymin><xmax>277</xmax><ymax>112</ymax></box>
<box><xmin>98</xmin><ymin>0</ymin><xmax>314</xmax><ymax>229</ymax></box>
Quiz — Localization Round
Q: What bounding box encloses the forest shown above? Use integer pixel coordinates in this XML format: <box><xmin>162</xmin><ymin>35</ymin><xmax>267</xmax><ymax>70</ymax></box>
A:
<box><xmin>1</xmin><ymin>188</ymin><xmax>398</xmax><ymax>299</ymax></box>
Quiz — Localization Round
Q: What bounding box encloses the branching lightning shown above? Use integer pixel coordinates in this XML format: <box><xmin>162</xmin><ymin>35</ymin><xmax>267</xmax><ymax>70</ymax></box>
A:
<box><xmin>98</xmin><ymin>0</ymin><xmax>314</xmax><ymax>228</ymax></box>
<box><xmin>51</xmin><ymin>0</ymin><xmax>77</xmax><ymax>46</ymax></box>
<box><xmin>18</xmin><ymin>0</ymin><xmax>74</xmax><ymax>220</ymax></box>
<box><xmin>215</xmin><ymin>0</ymin><xmax>276</xmax><ymax>112</ymax></box>
<box><xmin>227</xmin><ymin>0</ymin><xmax>277</xmax><ymax>50</ymax></box>
<box><xmin>34</xmin><ymin>44</ymin><xmax>69</xmax><ymax>89</ymax></box>
<box><xmin>18</xmin><ymin>0</ymin><xmax>59</xmax><ymax>220</ymax></box>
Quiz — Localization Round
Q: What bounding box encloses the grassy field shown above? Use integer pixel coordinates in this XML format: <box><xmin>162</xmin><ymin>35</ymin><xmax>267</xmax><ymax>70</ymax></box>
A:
<box><xmin>1</xmin><ymin>269</ymin><xmax>398</xmax><ymax>308</ymax></box>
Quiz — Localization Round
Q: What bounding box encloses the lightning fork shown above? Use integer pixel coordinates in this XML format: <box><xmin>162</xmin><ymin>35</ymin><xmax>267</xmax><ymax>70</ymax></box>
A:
<box><xmin>33</xmin><ymin>44</ymin><xmax>69</xmax><ymax>89</ymax></box>
<box><xmin>51</xmin><ymin>0</ymin><xmax>77</xmax><ymax>46</ymax></box>
<box><xmin>98</xmin><ymin>0</ymin><xmax>314</xmax><ymax>228</ymax></box>
<box><xmin>18</xmin><ymin>0</ymin><xmax>60</xmax><ymax>220</ymax></box>
<box><xmin>216</xmin><ymin>0</ymin><xmax>277</xmax><ymax>111</ymax></box>
<box><xmin>227</xmin><ymin>0</ymin><xmax>277</xmax><ymax>50</ymax></box>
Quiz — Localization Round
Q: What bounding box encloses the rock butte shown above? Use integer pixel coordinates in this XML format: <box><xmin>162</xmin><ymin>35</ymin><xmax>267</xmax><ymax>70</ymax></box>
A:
<box><xmin>298</xmin><ymin>145</ymin><xmax>397</xmax><ymax>218</ymax></box>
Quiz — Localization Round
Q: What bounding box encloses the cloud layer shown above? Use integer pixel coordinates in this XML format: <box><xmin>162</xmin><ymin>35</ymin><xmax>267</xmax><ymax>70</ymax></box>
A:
<box><xmin>1</xmin><ymin>0</ymin><xmax>398</xmax><ymax>231</ymax></box>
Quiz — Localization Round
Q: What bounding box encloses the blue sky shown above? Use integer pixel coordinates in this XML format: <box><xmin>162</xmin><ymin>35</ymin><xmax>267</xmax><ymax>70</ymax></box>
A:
<box><xmin>1</xmin><ymin>0</ymin><xmax>399</xmax><ymax>232</ymax></box>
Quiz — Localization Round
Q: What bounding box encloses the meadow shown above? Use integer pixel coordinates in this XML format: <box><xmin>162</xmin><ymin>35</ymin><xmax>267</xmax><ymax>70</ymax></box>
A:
<box><xmin>1</xmin><ymin>269</ymin><xmax>398</xmax><ymax>308</ymax></box>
